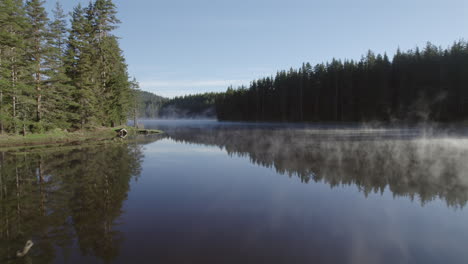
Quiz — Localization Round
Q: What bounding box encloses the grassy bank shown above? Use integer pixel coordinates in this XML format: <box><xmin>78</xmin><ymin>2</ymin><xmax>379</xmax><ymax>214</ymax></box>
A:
<box><xmin>0</xmin><ymin>126</ymin><xmax>163</xmax><ymax>151</ymax></box>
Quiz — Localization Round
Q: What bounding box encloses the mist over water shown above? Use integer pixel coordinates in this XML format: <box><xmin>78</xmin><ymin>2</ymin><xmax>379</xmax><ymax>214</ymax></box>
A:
<box><xmin>2</xmin><ymin>120</ymin><xmax>468</xmax><ymax>263</ymax></box>
<box><xmin>145</xmin><ymin>120</ymin><xmax>468</xmax><ymax>208</ymax></box>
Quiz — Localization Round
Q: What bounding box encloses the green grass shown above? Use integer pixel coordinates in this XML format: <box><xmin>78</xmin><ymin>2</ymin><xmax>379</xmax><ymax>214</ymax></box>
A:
<box><xmin>0</xmin><ymin>126</ymin><xmax>163</xmax><ymax>151</ymax></box>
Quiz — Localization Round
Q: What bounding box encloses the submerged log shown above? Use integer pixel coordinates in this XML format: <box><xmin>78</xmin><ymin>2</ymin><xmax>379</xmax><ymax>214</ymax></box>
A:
<box><xmin>137</xmin><ymin>129</ymin><xmax>161</xmax><ymax>135</ymax></box>
<box><xmin>16</xmin><ymin>240</ymin><xmax>34</xmax><ymax>257</ymax></box>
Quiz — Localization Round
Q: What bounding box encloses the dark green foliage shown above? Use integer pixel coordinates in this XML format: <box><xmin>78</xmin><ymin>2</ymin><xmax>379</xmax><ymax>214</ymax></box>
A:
<box><xmin>0</xmin><ymin>0</ymin><xmax>31</xmax><ymax>134</ymax></box>
<box><xmin>159</xmin><ymin>92</ymin><xmax>219</xmax><ymax>118</ymax></box>
<box><xmin>25</xmin><ymin>0</ymin><xmax>49</xmax><ymax>131</ymax></box>
<box><xmin>42</xmin><ymin>2</ymin><xmax>77</xmax><ymax>130</ymax></box>
<box><xmin>65</xmin><ymin>0</ymin><xmax>131</xmax><ymax>128</ymax></box>
<box><xmin>0</xmin><ymin>0</ymin><xmax>134</xmax><ymax>134</ymax></box>
<box><xmin>135</xmin><ymin>90</ymin><xmax>168</xmax><ymax>119</ymax></box>
<box><xmin>136</xmin><ymin>91</ymin><xmax>219</xmax><ymax>119</ymax></box>
<box><xmin>217</xmin><ymin>41</ymin><xmax>468</xmax><ymax>123</ymax></box>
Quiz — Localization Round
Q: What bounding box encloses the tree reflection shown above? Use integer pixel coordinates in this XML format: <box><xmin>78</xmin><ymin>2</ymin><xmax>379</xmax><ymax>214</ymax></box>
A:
<box><xmin>163</xmin><ymin>126</ymin><xmax>468</xmax><ymax>208</ymax></box>
<box><xmin>0</xmin><ymin>141</ymin><xmax>147</xmax><ymax>263</ymax></box>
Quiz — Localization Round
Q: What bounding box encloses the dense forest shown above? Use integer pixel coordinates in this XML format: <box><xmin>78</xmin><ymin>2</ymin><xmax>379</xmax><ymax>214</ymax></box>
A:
<box><xmin>136</xmin><ymin>91</ymin><xmax>218</xmax><ymax>119</ymax></box>
<box><xmin>216</xmin><ymin>41</ymin><xmax>468</xmax><ymax>122</ymax></box>
<box><xmin>0</xmin><ymin>0</ymin><xmax>135</xmax><ymax>134</ymax></box>
<box><xmin>136</xmin><ymin>90</ymin><xmax>167</xmax><ymax>119</ymax></box>
<box><xmin>158</xmin><ymin>92</ymin><xmax>219</xmax><ymax>118</ymax></box>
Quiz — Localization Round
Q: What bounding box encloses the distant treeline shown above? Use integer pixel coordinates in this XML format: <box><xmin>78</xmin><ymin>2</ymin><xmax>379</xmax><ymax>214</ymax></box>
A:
<box><xmin>216</xmin><ymin>41</ymin><xmax>468</xmax><ymax>122</ymax></box>
<box><xmin>0</xmin><ymin>0</ymin><xmax>135</xmax><ymax>134</ymax></box>
<box><xmin>136</xmin><ymin>91</ymin><xmax>167</xmax><ymax>118</ymax></box>
<box><xmin>159</xmin><ymin>93</ymin><xmax>219</xmax><ymax>118</ymax></box>
<box><xmin>137</xmin><ymin>91</ymin><xmax>219</xmax><ymax>119</ymax></box>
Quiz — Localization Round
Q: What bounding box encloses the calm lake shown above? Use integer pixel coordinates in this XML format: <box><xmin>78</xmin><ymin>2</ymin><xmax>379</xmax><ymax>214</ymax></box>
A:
<box><xmin>1</xmin><ymin>120</ymin><xmax>468</xmax><ymax>263</ymax></box>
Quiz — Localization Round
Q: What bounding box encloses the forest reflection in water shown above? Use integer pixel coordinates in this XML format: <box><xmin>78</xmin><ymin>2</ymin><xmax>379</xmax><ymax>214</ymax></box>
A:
<box><xmin>153</xmin><ymin>121</ymin><xmax>468</xmax><ymax>208</ymax></box>
<box><xmin>0</xmin><ymin>140</ymin><xmax>148</xmax><ymax>263</ymax></box>
<box><xmin>1</xmin><ymin>121</ymin><xmax>468</xmax><ymax>263</ymax></box>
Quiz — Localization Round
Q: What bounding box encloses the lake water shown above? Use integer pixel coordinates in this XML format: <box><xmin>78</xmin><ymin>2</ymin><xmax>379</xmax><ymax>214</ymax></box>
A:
<box><xmin>1</xmin><ymin>120</ymin><xmax>468</xmax><ymax>263</ymax></box>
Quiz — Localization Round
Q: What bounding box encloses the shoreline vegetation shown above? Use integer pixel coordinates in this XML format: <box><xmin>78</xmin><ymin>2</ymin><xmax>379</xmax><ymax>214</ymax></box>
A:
<box><xmin>0</xmin><ymin>126</ymin><xmax>163</xmax><ymax>151</ymax></box>
<box><xmin>1</xmin><ymin>0</ymin><xmax>142</xmax><ymax>140</ymax></box>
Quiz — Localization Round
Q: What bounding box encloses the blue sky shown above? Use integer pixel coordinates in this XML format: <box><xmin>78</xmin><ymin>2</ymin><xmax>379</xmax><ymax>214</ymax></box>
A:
<box><xmin>45</xmin><ymin>0</ymin><xmax>468</xmax><ymax>98</ymax></box>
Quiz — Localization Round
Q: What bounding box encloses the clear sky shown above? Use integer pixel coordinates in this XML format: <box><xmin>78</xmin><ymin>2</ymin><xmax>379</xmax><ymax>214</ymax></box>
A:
<box><xmin>45</xmin><ymin>0</ymin><xmax>468</xmax><ymax>98</ymax></box>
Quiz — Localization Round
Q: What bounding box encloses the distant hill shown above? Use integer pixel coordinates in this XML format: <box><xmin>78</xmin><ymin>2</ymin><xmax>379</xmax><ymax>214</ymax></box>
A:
<box><xmin>136</xmin><ymin>91</ymin><xmax>220</xmax><ymax>119</ymax></box>
<box><xmin>137</xmin><ymin>91</ymin><xmax>168</xmax><ymax>118</ymax></box>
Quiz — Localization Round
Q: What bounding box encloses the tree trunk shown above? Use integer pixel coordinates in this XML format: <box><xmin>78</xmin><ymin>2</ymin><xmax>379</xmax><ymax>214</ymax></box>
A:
<box><xmin>299</xmin><ymin>79</ymin><xmax>304</xmax><ymax>122</ymax></box>
<box><xmin>36</xmin><ymin>69</ymin><xmax>41</xmax><ymax>123</ymax></box>
<box><xmin>335</xmin><ymin>76</ymin><xmax>339</xmax><ymax>121</ymax></box>
<box><xmin>0</xmin><ymin>90</ymin><xmax>3</xmax><ymax>134</ymax></box>
<box><xmin>0</xmin><ymin>49</ymin><xmax>3</xmax><ymax>134</ymax></box>
<box><xmin>10</xmin><ymin>47</ymin><xmax>17</xmax><ymax>133</ymax></box>
<box><xmin>133</xmin><ymin>103</ymin><xmax>137</xmax><ymax>128</ymax></box>
<box><xmin>12</xmin><ymin>94</ymin><xmax>16</xmax><ymax>131</ymax></box>
<box><xmin>314</xmin><ymin>85</ymin><xmax>320</xmax><ymax>121</ymax></box>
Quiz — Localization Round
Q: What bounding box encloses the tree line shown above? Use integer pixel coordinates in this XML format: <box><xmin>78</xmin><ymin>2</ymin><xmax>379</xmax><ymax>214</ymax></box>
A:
<box><xmin>0</xmin><ymin>0</ymin><xmax>134</xmax><ymax>135</ymax></box>
<box><xmin>158</xmin><ymin>92</ymin><xmax>219</xmax><ymax>118</ymax></box>
<box><xmin>135</xmin><ymin>90</ymin><xmax>168</xmax><ymax>119</ymax></box>
<box><xmin>216</xmin><ymin>41</ymin><xmax>468</xmax><ymax>122</ymax></box>
<box><xmin>136</xmin><ymin>91</ymin><xmax>219</xmax><ymax>119</ymax></box>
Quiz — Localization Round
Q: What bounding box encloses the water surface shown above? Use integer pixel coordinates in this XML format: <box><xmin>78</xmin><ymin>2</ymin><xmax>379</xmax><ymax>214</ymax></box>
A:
<box><xmin>1</xmin><ymin>120</ymin><xmax>468</xmax><ymax>263</ymax></box>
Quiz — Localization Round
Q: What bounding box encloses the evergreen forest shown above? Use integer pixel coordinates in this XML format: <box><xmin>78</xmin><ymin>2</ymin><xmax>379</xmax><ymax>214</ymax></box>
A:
<box><xmin>216</xmin><ymin>42</ymin><xmax>468</xmax><ymax>122</ymax></box>
<box><xmin>136</xmin><ymin>91</ymin><xmax>218</xmax><ymax>119</ymax></box>
<box><xmin>0</xmin><ymin>0</ymin><xmax>135</xmax><ymax>134</ymax></box>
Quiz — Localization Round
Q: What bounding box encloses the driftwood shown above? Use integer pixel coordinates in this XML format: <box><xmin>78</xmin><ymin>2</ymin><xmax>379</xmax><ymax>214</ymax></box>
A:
<box><xmin>115</xmin><ymin>128</ymin><xmax>160</xmax><ymax>138</ymax></box>
<box><xmin>16</xmin><ymin>240</ymin><xmax>34</xmax><ymax>257</ymax></box>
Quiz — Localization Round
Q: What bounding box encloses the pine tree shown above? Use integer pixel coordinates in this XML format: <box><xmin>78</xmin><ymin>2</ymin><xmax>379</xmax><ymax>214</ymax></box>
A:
<box><xmin>0</xmin><ymin>0</ymin><xmax>31</xmax><ymax>134</ymax></box>
<box><xmin>129</xmin><ymin>78</ymin><xmax>139</xmax><ymax>128</ymax></box>
<box><xmin>44</xmin><ymin>2</ymin><xmax>77</xmax><ymax>129</ymax></box>
<box><xmin>64</xmin><ymin>0</ymin><xmax>131</xmax><ymax>128</ymax></box>
<box><xmin>25</xmin><ymin>0</ymin><xmax>49</xmax><ymax>131</ymax></box>
<box><xmin>65</xmin><ymin>4</ymin><xmax>98</xmax><ymax>129</ymax></box>
<box><xmin>91</xmin><ymin>0</ymin><xmax>129</xmax><ymax>127</ymax></box>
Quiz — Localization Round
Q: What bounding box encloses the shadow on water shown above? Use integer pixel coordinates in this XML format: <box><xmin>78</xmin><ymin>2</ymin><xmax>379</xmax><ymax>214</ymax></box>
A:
<box><xmin>149</xmin><ymin>120</ymin><xmax>468</xmax><ymax>208</ymax></box>
<box><xmin>0</xmin><ymin>136</ymin><xmax>161</xmax><ymax>263</ymax></box>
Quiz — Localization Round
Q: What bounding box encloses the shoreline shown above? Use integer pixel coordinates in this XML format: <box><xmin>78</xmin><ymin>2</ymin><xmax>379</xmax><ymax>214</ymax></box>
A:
<box><xmin>0</xmin><ymin>126</ymin><xmax>163</xmax><ymax>151</ymax></box>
